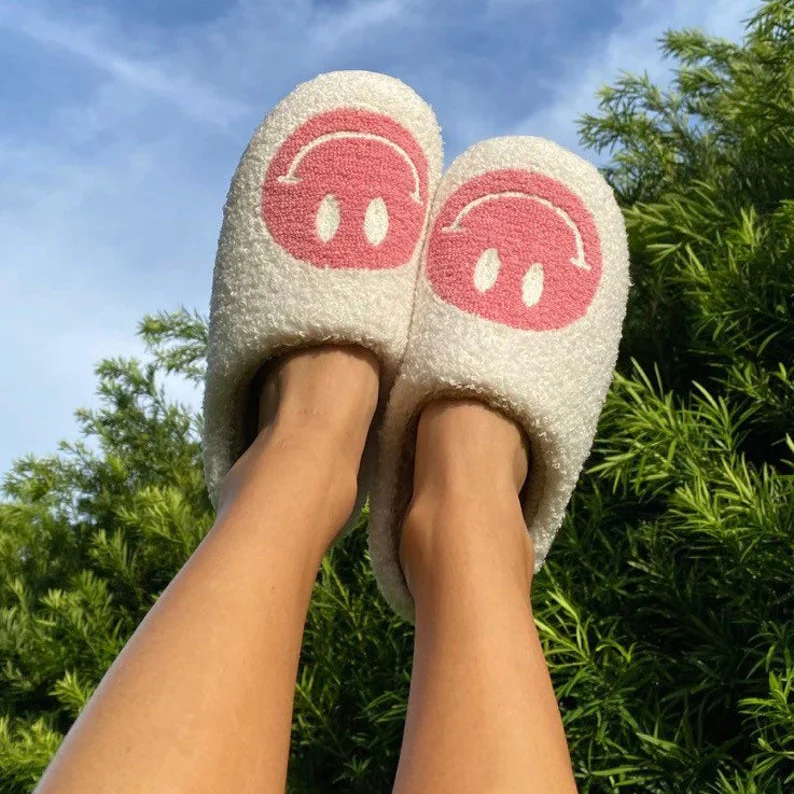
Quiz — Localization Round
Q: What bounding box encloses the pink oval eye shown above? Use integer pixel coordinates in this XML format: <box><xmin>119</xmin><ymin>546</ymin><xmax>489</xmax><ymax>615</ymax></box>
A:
<box><xmin>425</xmin><ymin>170</ymin><xmax>602</xmax><ymax>331</ymax></box>
<box><xmin>262</xmin><ymin>109</ymin><xmax>429</xmax><ymax>270</ymax></box>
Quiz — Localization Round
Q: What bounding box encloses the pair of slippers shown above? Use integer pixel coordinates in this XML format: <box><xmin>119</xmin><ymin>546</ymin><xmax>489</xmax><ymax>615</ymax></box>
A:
<box><xmin>202</xmin><ymin>71</ymin><xmax>630</xmax><ymax>625</ymax></box>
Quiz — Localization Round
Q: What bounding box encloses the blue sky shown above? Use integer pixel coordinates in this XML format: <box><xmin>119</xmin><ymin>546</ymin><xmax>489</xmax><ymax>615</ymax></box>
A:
<box><xmin>0</xmin><ymin>0</ymin><xmax>758</xmax><ymax>474</ymax></box>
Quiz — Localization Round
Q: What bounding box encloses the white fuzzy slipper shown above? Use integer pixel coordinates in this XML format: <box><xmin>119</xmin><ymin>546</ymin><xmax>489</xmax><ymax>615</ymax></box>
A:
<box><xmin>368</xmin><ymin>136</ymin><xmax>630</xmax><ymax>623</ymax></box>
<box><xmin>202</xmin><ymin>71</ymin><xmax>443</xmax><ymax>537</ymax></box>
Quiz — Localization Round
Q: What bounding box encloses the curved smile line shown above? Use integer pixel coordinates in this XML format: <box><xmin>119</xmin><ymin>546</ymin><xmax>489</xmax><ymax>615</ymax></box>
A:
<box><xmin>441</xmin><ymin>191</ymin><xmax>589</xmax><ymax>270</ymax></box>
<box><xmin>278</xmin><ymin>132</ymin><xmax>423</xmax><ymax>203</ymax></box>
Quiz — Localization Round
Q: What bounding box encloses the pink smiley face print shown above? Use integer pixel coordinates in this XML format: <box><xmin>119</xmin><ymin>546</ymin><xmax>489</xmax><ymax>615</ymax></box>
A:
<box><xmin>262</xmin><ymin>109</ymin><xmax>429</xmax><ymax>270</ymax></box>
<box><xmin>425</xmin><ymin>169</ymin><xmax>603</xmax><ymax>331</ymax></box>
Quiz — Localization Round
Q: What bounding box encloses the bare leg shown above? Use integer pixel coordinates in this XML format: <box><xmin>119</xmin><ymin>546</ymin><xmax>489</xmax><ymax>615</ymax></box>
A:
<box><xmin>35</xmin><ymin>345</ymin><xmax>379</xmax><ymax>794</ymax></box>
<box><xmin>394</xmin><ymin>399</ymin><xmax>577</xmax><ymax>794</ymax></box>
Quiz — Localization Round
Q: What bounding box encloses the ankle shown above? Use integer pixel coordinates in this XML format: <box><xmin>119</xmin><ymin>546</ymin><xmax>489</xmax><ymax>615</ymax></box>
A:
<box><xmin>399</xmin><ymin>495</ymin><xmax>535</xmax><ymax>602</ymax></box>
<box><xmin>217</xmin><ymin>423</ymin><xmax>360</xmax><ymax>528</ymax></box>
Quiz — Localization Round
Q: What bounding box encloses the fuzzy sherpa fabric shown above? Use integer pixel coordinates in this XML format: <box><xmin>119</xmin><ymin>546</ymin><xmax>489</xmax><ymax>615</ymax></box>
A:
<box><xmin>368</xmin><ymin>136</ymin><xmax>631</xmax><ymax>623</ymax></box>
<box><xmin>202</xmin><ymin>71</ymin><xmax>443</xmax><ymax>537</ymax></box>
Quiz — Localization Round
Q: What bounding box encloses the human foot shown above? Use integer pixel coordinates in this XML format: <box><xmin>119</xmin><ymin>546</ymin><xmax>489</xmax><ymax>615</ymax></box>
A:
<box><xmin>398</xmin><ymin>398</ymin><xmax>534</xmax><ymax>600</ymax></box>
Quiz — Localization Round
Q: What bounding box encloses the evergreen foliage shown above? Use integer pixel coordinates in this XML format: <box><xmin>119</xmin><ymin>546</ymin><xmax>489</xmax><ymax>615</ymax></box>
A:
<box><xmin>1</xmin><ymin>2</ymin><xmax>792</xmax><ymax>790</ymax></box>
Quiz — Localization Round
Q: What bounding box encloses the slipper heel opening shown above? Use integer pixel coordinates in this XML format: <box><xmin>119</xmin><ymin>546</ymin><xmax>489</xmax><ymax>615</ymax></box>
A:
<box><xmin>241</xmin><ymin>358</ymin><xmax>277</xmax><ymax>453</ymax></box>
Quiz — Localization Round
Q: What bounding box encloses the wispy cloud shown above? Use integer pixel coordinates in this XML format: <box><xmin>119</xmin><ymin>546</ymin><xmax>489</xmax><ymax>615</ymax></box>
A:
<box><xmin>0</xmin><ymin>0</ymin><xmax>248</xmax><ymax>126</ymax></box>
<box><xmin>310</xmin><ymin>0</ymin><xmax>415</xmax><ymax>49</ymax></box>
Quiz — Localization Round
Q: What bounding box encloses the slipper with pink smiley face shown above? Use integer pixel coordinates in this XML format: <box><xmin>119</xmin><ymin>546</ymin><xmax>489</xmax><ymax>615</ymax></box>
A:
<box><xmin>368</xmin><ymin>136</ymin><xmax>631</xmax><ymax>623</ymax></box>
<box><xmin>202</xmin><ymin>71</ymin><xmax>443</xmax><ymax>536</ymax></box>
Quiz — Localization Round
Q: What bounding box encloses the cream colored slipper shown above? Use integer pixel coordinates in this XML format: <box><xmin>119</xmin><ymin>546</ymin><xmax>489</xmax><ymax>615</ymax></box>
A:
<box><xmin>202</xmin><ymin>70</ymin><xmax>443</xmax><ymax>538</ymax></box>
<box><xmin>368</xmin><ymin>136</ymin><xmax>630</xmax><ymax>622</ymax></box>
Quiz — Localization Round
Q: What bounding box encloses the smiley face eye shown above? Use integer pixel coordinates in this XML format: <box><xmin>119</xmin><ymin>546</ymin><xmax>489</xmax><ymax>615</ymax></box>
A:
<box><xmin>474</xmin><ymin>250</ymin><xmax>544</xmax><ymax>308</ymax></box>
<box><xmin>364</xmin><ymin>197</ymin><xmax>389</xmax><ymax>246</ymax></box>
<box><xmin>522</xmin><ymin>263</ymin><xmax>544</xmax><ymax>308</ymax></box>
<box><xmin>316</xmin><ymin>194</ymin><xmax>341</xmax><ymax>242</ymax></box>
<box><xmin>473</xmin><ymin>248</ymin><xmax>501</xmax><ymax>293</ymax></box>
